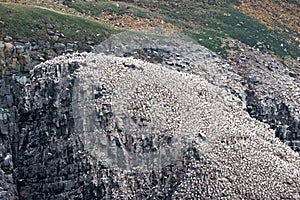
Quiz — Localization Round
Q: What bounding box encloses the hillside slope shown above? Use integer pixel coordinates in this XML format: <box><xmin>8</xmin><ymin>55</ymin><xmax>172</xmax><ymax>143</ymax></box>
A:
<box><xmin>1</xmin><ymin>0</ymin><xmax>299</xmax><ymax>59</ymax></box>
<box><xmin>66</xmin><ymin>0</ymin><xmax>299</xmax><ymax>59</ymax></box>
<box><xmin>14</xmin><ymin>52</ymin><xmax>300</xmax><ymax>199</ymax></box>
<box><xmin>0</xmin><ymin>0</ymin><xmax>300</xmax><ymax>199</ymax></box>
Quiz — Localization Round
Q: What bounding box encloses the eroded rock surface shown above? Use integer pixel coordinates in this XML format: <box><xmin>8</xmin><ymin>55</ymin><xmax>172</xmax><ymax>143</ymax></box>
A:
<box><xmin>0</xmin><ymin>31</ymin><xmax>299</xmax><ymax>199</ymax></box>
<box><xmin>0</xmin><ymin>78</ymin><xmax>18</xmax><ymax>200</ymax></box>
<box><xmin>95</xmin><ymin>32</ymin><xmax>300</xmax><ymax>154</ymax></box>
<box><xmin>13</xmin><ymin>52</ymin><xmax>300</xmax><ymax>199</ymax></box>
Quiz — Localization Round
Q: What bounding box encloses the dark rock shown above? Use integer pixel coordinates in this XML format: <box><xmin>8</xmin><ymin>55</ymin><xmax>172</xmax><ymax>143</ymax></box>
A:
<box><xmin>58</xmin><ymin>32</ymin><xmax>65</xmax><ymax>38</ymax></box>
<box><xmin>123</xmin><ymin>62</ymin><xmax>137</xmax><ymax>69</ymax></box>
<box><xmin>53</xmin><ymin>43</ymin><xmax>66</xmax><ymax>54</ymax></box>
<box><xmin>46</xmin><ymin>23</ymin><xmax>55</xmax><ymax>30</ymax></box>
<box><xmin>35</xmin><ymin>23</ymin><xmax>42</xmax><ymax>30</ymax></box>
<box><xmin>47</xmin><ymin>30</ymin><xmax>56</xmax><ymax>36</ymax></box>
<box><xmin>3</xmin><ymin>36</ymin><xmax>12</xmax><ymax>43</ymax></box>
<box><xmin>66</xmin><ymin>49</ymin><xmax>74</xmax><ymax>53</ymax></box>
<box><xmin>289</xmin><ymin>71</ymin><xmax>297</xmax><ymax>78</ymax></box>
<box><xmin>1</xmin><ymin>154</ymin><xmax>13</xmax><ymax>172</ymax></box>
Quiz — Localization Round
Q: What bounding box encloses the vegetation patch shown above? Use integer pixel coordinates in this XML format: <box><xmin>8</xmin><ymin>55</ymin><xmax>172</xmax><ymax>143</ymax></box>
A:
<box><xmin>140</xmin><ymin>0</ymin><xmax>300</xmax><ymax>59</ymax></box>
<box><xmin>188</xmin><ymin>29</ymin><xmax>227</xmax><ymax>58</ymax></box>
<box><xmin>212</xmin><ymin>8</ymin><xmax>299</xmax><ymax>58</ymax></box>
<box><xmin>0</xmin><ymin>3</ymin><xmax>119</xmax><ymax>45</ymax></box>
<box><xmin>2</xmin><ymin>1</ymin><xmax>298</xmax><ymax>59</ymax></box>
<box><xmin>68</xmin><ymin>1</ymin><xmax>150</xmax><ymax>18</ymax></box>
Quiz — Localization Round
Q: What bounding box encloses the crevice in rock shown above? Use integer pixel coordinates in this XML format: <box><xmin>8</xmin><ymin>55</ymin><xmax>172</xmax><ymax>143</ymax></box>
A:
<box><xmin>245</xmin><ymin>89</ymin><xmax>300</xmax><ymax>154</ymax></box>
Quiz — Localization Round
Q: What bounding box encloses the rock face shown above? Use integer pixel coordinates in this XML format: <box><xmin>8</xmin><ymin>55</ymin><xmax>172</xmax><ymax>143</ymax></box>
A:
<box><xmin>226</xmin><ymin>40</ymin><xmax>300</xmax><ymax>154</ymax></box>
<box><xmin>95</xmin><ymin>32</ymin><xmax>300</xmax><ymax>154</ymax></box>
<box><xmin>0</xmin><ymin>32</ymin><xmax>299</xmax><ymax>199</ymax></box>
<box><xmin>0</xmin><ymin>38</ymin><xmax>80</xmax><ymax>79</ymax></box>
<box><xmin>6</xmin><ymin>52</ymin><xmax>299</xmax><ymax>199</ymax></box>
<box><xmin>0</xmin><ymin>78</ymin><xmax>18</xmax><ymax>200</ymax></box>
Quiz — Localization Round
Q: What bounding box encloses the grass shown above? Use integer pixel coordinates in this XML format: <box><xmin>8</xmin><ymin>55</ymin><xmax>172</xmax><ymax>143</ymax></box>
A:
<box><xmin>0</xmin><ymin>3</ymin><xmax>120</xmax><ymax>46</ymax></box>
<box><xmin>131</xmin><ymin>0</ymin><xmax>300</xmax><ymax>59</ymax></box>
<box><xmin>1</xmin><ymin>1</ymin><xmax>299</xmax><ymax>59</ymax></box>
<box><xmin>68</xmin><ymin>1</ymin><xmax>150</xmax><ymax>18</ymax></box>
<box><xmin>188</xmin><ymin>29</ymin><xmax>228</xmax><ymax>58</ymax></box>
<box><xmin>209</xmin><ymin>8</ymin><xmax>299</xmax><ymax>58</ymax></box>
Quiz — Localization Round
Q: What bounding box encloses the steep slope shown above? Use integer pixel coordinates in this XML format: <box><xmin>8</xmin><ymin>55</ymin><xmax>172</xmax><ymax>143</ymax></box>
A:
<box><xmin>0</xmin><ymin>2</ymin><xmax>120</xmax><ymax>80</ymax></box>
<box><xmin>92</xmin><ymin>31</ymin><xmax>300</xmax><ymax>154</ymax></box>
<box><xmin>1</xmin><ymin>31</ymin><xmax>300</xmax><ymax>198</ymax></box>
<box><xmin>235</xmin><ymin>0</ymin><xmax>300</xmax><ymax>35</ymax></box>
<box><xmin>0</xmin><ymin>0</ymin><xmax>299</xmax><ymax>199</ymax></box>
<box><xmin>0</xmin><ymin>3</ymin><xmax>119</xmax><ymax>48</ymax></box>
<box><xmin>15</xmin><ymin>52</ymin><xmax>300</xmax><ymax>199</ymax></box>
<box><xmin>67</xmin><ymin>0</ymin><xmax>300</xmax><ymax>59</ymax></box>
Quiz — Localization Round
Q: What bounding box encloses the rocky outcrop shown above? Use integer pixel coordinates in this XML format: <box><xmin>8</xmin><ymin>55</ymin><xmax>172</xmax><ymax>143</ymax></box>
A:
<box><xmin>0</xmin><ymin>26</ymin><xmax>101</xmax><ymax>80</ymax></box>
<box><xmin>9</xmin><ymin>52</ymin><xmax>300</xmax><ymax>199</ymax></box>
<box><xmin>0</xmin><ymin>78</ymin><xmax>18</xmax><ymax>200</ymax></box>
<box><xmin>0</xmin><ymin>31</ymin><xmax>299</xmax><ymax>199</ymax></box>
<box><xmin>226</xmin><ymin>40</ymin><xmax>300</xmax><ymax>154</ymax></box>
<box><xmin>95</xmin><ymin>32</ymin><xmax>300</xmax><ymax>155</ymax></box>
<box><xmin>0</xmin><ymin>38</ymin><xmax>81</xmax><ymax>79</ymax></box>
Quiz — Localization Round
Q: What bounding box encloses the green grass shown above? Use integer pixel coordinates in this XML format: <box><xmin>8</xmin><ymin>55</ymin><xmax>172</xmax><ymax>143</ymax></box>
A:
<box><xmin>212</xmin><ymin>8</ymin><xmax>300</xmax><ymax>58</ymax></box>
<box><xmin>188</xmin><ymin>29</ymin><xmax>228</xmax><ymax>58</ymax></box>
<box><xmin>0</xmin><ymin>3</ymin><xmax>120</xmax><ymax>46</ymax></box>
<box><xmin>68</xmin><ymin>1</ymin><xmax>150</xmax><ymax>18</ymax></box>
<box><xmin>1</xmin><ymin>1</ymin><xmax>298</xmax><ymax>59</ymax></box>
<box><xmin>131</xmin><ymin>0</ymin><xmax>300</xmax><ymax>59</ymax></box>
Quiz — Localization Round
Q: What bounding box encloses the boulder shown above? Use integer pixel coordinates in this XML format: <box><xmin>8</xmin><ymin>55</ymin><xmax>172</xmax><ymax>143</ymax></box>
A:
<box><xmin>3</xmin><ymin>36</ymin><xmax>12</xmax><ymax>43</ymax></box>
<box><xmin>46</xmin><ymin>23</ymin><xmax>55</xmax><ymax>29</ymax></box>
<box><xmin>3</xmin><ymin>43</ymin><xmax>14</xmax><ymax>57</ymax></box>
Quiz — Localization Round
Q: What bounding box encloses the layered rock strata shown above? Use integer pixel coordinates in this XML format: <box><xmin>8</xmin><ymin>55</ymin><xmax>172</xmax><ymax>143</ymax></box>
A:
<box><xmin>0</xmin><ymin>31</ymin><xmax>299</xmax><ymax>199</ymax></box>
<box><xmin>12</xmin><ymin>52</ymin><xmax>300</xmax><ymax>199</ymax></box>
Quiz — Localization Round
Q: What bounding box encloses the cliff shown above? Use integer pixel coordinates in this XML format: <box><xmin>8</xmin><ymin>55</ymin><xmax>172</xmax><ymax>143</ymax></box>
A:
<box><xmin>0</xmin><ymin>0</ymin><xmax>299</xmax><ymax>199</ymax></box>
<box><xmin>1</xmin><ymin>34</ymin><xmax>300</xmax><ymax>198</ymax></box>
